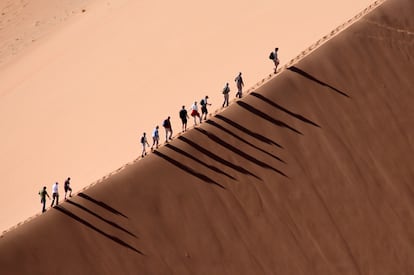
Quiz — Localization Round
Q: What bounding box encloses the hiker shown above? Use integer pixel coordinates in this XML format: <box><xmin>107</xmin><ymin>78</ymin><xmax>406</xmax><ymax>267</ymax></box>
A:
<box><xmin>151</xmin><ymin>126</ymin><xmax>160</xmax><ymax>150</ymax></box>
<box><xmin>64</xmin><ymin>177</ymin><xmax>72</xmax><ymax>199</ymax></box>
<box><xmin>200</xmin><ymin>96</ymin><xmax>211</xmax><ymax>121</ymax></box>
<box><xmin>140</xmin><ymin>132</ymin><xmax>150</xmax><ymax>157</ymax></box>
<box><xmin>163</xmin><ymin>116</ymin><xmax>173</xmax><ymax>142</ymax></box>
<box><xmin>234</xmin><ymin>72</ymin><xmax>244</xmax><ymax>98</ymax></box>
<box><xmin>50</xmin><ymin>182</ymin><xmax>59</xmax><ymax>207</ymax></box>
<box><xmin>269</xmin><ymin>47</ymin><xmax>279</xmax><ymax>73</ymax></box>
<box><xmin>190</xmin><ymin>101</ymin><xmax>201</xmax><ymax>125</ymax></box>
<box><xmin>38</xmin><ymin>186</ymin><xmax>50</xmax><ymax>213</ymax></box>
<box><xmin>179</xmin><ymin>105</ymin><xmax>189</xmax><ymax>132</ymax></box>
<box><xmin>222</xmin><ymin>82</ymin><xmax>230</xmax><ymax>107</ymax></box>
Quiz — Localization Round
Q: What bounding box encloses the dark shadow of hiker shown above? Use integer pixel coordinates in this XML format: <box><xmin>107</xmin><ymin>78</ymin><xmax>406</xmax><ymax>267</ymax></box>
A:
<box><xmin>165</xmin><ymin>143</ymin><xmax>237</xmax><ymax>180</ymax></box>
<box><xmin>177</xmin><ymin>136</ymin><xmax>262</xmax><ymax>180</ymax></box>
<box><xmin>236</xmin><ymin>101</ymin><xmax>303</xmax><ymax>135</ymax></box>
<box><xmin>55</xmin><ymin>206</ymin><xmax>143</xmax><ymax>255</ymax></box>
<box><xmin>250</xmin><ymin>92</ymin><xmax>321</xmax><ymax>128</ymax></box>
<box><xmin>78</xmin><ymin>193</ymin><xmax>128</xmax><ymax>219</ymax></box>
<box><xmin>194</xmin><ymin>127</ymin><xmax>288</xmax><ymax>178</ymax></box>
<box><xmin>66</xmin><ymin>200</ymin><xmax>137</xmax><ymax>238</ymax></box>
<box><xmin>153</xmin><ymin>150</ymin><xmax>226</xmax><ymax>189</ymax></box>
<box><xmin>287</xmin><ymin>66</ymin><xmax>350</xmax><ymax>98</ymax></box>
<box><xmin>215</xmin><ymin>114</ymin><xmax>283</xmax><ymax>148</ymax></box>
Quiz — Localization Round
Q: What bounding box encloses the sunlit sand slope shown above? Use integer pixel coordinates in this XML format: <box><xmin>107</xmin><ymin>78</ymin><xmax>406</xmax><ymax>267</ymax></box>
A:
<box><xmin>1</xmin><ymin>0</ymin><xmax>414</xmax><ymax>274</ymax></box>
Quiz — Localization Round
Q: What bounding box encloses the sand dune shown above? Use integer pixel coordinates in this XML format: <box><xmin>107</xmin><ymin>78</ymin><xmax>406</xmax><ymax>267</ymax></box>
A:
<box><xmin>0</xmin><ymin>0</ymin><xmax>375</xmax><ymax>233</ymax></box>
<box><xmin>1</xmin><ymin>0</ymin><xmax>414</xmax><ymax>273</ymax></box>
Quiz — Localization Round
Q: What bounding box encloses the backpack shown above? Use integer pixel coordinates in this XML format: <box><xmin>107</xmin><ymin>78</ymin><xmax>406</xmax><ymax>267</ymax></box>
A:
<box><xmin>140</xmin><ymin>136</ymin><xmax>144</xmax><ymax>143</ymax></box>
<box><xmin>200</xmin><ymin>99</ymin><xmax>205</xmax><ymax>106</ymax></box>
<box><xmin>269</xmin><ymin>52</ymin><xmax>275</xmax><ymax>60</ymax></box>
<box><xmin>222</xmin><ymin>86</ymin><xmax>229</xmax><ymax>94</ymax></box>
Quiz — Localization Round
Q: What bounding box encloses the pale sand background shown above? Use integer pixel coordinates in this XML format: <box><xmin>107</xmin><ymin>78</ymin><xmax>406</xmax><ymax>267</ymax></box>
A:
<box><xmin>0</xmin><ymin>0</ymin><xmax>374</xmax><ymax>231</ymax></box>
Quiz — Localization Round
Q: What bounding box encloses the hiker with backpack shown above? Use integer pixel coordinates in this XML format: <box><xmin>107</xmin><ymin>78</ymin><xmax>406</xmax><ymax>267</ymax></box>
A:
<box><xmin>39</xmin><ymin>186</ymin><xmax>50</xmax><ymax>213</ymax></box>
<box><xmin>64</xmin><ymin>177</ymin><xmax>72</xmax><ymax>199</ymax></box>
<box><xmin>234</xmin><ymin>72</ymin><xmax>244</xmax><ymax>98</ymax></box>
<box><xmin>141</xmin><ymin>132</ymin><xmax>150</xmax><ymax>157</ymax></box>
<box><xmin>190</xmin><ymin>101</ymin><xmax>202</xmax><ymax>126</ymax></box>
<box><xmin>179</xmin><ymin>106</ymin><xmax>189</xmax><ymax>132</ymax></box>
<box><xmin>222</xmin><ymin>82</ymin><xmax>230</xmax><ymax>107</ymax></box>
<box><xmin>151</xmin><ymin>125</ymin><xmax>160</xmax><ymax>150</ymax></box>
<box><xmin>269</xmin><ymin>47</ymin><xmax>279</xmax><ymax>73</ymax></box>
<box><xmin>163</xmin><ymin>116</ymin><xmax>173</xmax><ymax>142</ymax></box>
<box><xmin>200</xmin><ymin>96</ymin><xmax>211</xmax><ymax>121</ymax></box>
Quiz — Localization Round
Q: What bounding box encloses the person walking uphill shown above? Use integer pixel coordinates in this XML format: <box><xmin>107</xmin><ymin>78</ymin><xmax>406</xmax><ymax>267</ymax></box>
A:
<box><xmin>234</xmin><ymin>72</ymin><xmax>244</xmax><ymax>98</ymax></box>
<box><xmin>38</xmin><ymin>186</ymin><xmax>50</xmax><ymax>213</ymax></box>
<box><xmin>151</xmin><ymin>125</ymin><xmax>160</xmax><ymax>150</ymax></box>
<box><xmin>200</xmin><ymin>96</ymin><xmax>211</xmax><ymax>121</ymax></box>
<box><xmin>50</xmin><ymin>182</ymin><xmax>59</xmax><ymax>207</ymax></box>
<box><xmin>163</xmin><ymin>116</ymin><xmax>173</xmax><ymax>142</ymax></box>
<box><xmin>140</xmin><ymin>132</ymin><xmax>150</xmax><ymax>157</ymax></box>
<box><xmin>190</xmin><ymin>101</ymin><xmax>201</xmax><ymax>126</ymax></box>
<box><xmin>179</xmin><ymin>106</ymin><xmax>189</xmax><ymax>132</ymax></box>
<box><xmin>269</xmin><ymin>47</ymin><xmax>279</xmax><ymax>73</ymax></box>
<box><xmin>222</xmin><ymin>82</ymin><xmax>230</xmax><ymax>107</ymax></box>
<box><xmin>64</xmin><ymin>177</ymin><xmax>72</xmax><ymax>199</ymax></box>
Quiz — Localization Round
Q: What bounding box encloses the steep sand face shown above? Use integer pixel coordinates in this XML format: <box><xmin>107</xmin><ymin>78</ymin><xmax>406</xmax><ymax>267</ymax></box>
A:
<box><xmin>1</xmin><ymin>0</ymin><xmax>414</xmax><ymax>274</ymax></box>
<box><xmin>0</xmin><ymin>0</ymin><xmax>375</xmax><ymax>232</ymax></box>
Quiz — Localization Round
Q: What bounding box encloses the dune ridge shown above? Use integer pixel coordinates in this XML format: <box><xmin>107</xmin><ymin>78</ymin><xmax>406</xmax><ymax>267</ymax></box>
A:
<box><xmin>0</xmin><ymin>0</ymin><xmax>385</xmax><ymax>238</ymax></box>
<box><xmin>2</xmin><ymin>0</ymin><xmax>414</xmax><ymax>273</ymax></box>
<box><xmin>0</xmin><ymin>0</ymin><xmax>378</xmax><ymax>233</ymax></box>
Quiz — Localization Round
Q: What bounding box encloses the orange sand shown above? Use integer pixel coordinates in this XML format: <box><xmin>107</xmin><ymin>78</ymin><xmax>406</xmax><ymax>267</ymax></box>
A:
<box><xmin>0</xmin><ymin>0</ymin><xmax>375</xmax><ymax>233</ymax></box>
<box><xmin>2</xmin><ymin>0</ymin><xmax>414</xmax><ymax>273</ymax></box>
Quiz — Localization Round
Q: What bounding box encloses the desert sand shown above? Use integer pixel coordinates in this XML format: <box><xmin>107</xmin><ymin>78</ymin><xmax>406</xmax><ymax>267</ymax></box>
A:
<box><xmin>0</xmin><ymin>0</ymin><xmax>375</xmax><ymax>233</ymax></box>
<box><xmin>2</xmin><ymin>0</ymin><xmax>414</xmax><ymax>273</ymax></box>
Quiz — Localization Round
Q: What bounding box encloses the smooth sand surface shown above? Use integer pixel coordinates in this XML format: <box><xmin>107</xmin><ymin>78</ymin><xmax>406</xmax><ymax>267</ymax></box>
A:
<box><xmin>2</xmin><ymin>0</ymin><xmax>414</xmax><ymax>273</ymax></box>
<box><xmin>0</xmin><ymin>0</ymin><xmax>375</xmax><ymax>232</ymax></box>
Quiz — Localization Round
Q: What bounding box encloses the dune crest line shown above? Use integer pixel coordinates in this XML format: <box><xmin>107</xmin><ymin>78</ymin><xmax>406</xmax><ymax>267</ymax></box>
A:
<box><xmin>0</xmin><ymin>0</ymin><xmax>387</xmax><ymax>237</ymax></box>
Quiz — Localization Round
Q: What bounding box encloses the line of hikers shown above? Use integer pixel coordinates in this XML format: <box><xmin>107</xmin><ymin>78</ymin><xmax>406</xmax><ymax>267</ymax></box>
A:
<box><xmin>36</xmin><ymin>48</ymin><xmax>280</xmax><ymax>213</ymax></box>
<box><xmin>38</xmin><ymin>177</ymin><xmax>72</xmax><ymax>213</ymax></box>
<box><xmin>139</xmin><ymin>71</ymin><xmax>244</xmax><ymax>158</ymax></box>
<box><xmin>139</xmin><ymin>47</ymin><xmax>280</xmax><ymax>158</ymax></box>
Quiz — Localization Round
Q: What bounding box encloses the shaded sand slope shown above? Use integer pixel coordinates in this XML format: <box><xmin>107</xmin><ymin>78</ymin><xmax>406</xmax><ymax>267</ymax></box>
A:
<box><xmin>0</xmin><ymin>0</ymin><xmax>375</xmax><ymax>232</ymax></box>
<box><xmin>1</xmin><ymin>0</ymin><xmax>414</xmax><ymax>273</ymax></box>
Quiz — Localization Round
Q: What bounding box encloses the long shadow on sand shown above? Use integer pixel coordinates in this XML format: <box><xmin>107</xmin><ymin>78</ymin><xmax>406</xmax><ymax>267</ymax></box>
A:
<box><xmin>236</xmin><ymin>101</ymin><xmax>303</xmax><ymax>135</ymax></box>
<box><xmin>250</xmin><ymin>92</ymin><xmax>321</xmax><ymax>128</ymax></box>
<box><xmin>177</xmin><ymin>136</ymin><xmax>261</xmax><ymax>180</ymax></box>
<box><xmin>165</xmin><ymin>143</ymin><xmax>236</xmax><ymax>180</ymax></box>
<box><xmin>78</xmin><ymin>192</ymin><xmax>128</xmax><ymax>219</ymax></box>
<box><xmin>55</xmin><ymin>206</ymin><xmax>143</xmax><ymax>255</ymax></box>
<box><xmin>153</xmin><ymin>150</ymin><xmax>226</xmax><ymax>189</ymax></box>
<box><xmin>194</xmin><ymin>128</ymin><xmax>288</xmax><ymax>178</ymax></box>
<box><xmin>215</xmin><ymin>114</ymin><xmax>282</xmax><ymax>148</ymax></box>
<box><xmin>66</xmin><ymin>200</ymin><xmax>137</xmax><ymax>238</ymax></box>
<box><xmin>287</xmin><ymin>66</ymin><xmax>350</xmax><ymax>98</ymax></box>
<box><xmin>205</xmin><ymin>119</ymin><xmax>285</xmax><ymax>164</ymax></box>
